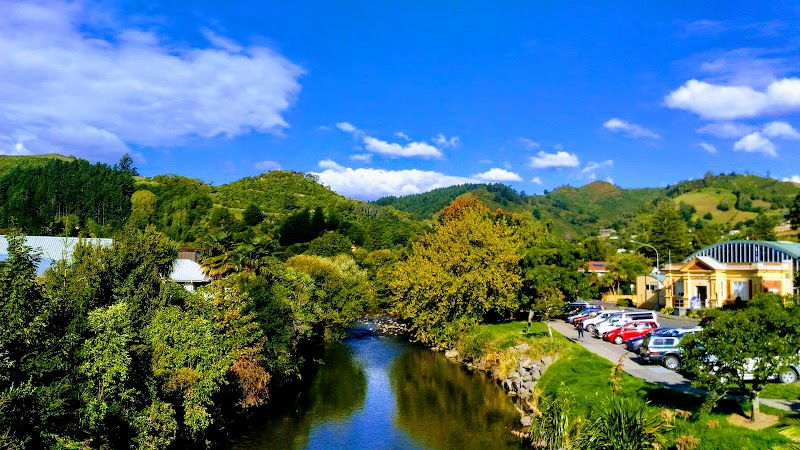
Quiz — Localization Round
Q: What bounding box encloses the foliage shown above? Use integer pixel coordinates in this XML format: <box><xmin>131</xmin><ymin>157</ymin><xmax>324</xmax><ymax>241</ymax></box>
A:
<box><xmin>307</xmin><ymin>231</ymin><xmax>353</xmax><ymax>257</ymax></box>
<box><xmin>390</xmin><ymin>196</ymin><xmax>522</xmax><ymax>348</ymax></box>
<box><xmin>746</xmin><ymin>214</ymin><xmax>778</xmax><ymax>240</ymax></box>
<box><xmin>646</xmin><ymin>199</ymin><xmax>691</xmax><ymax>262</ymax></box>
<box><xmin>580</xmin><ymin>397</ymin><xmax>671</xmax><ymax>450</ymax></box>
<box><xmin>790</xmin><ymin>193</ymin><xmax>800</xmax><ymax>231</ymax></box>
<box><xmin>600</xmin><ymin>252</ymin><xmax>651</xmax><ymax>295</ymax></box>
<box><xmin>0</xmin><ymin>158</ymin><xmax>134</xmax><ymax>236</ymax></box>
<box><xmin>681</xmin><ymin>293</ymin><xmax>800</xmax><ymax>421</ymax></box>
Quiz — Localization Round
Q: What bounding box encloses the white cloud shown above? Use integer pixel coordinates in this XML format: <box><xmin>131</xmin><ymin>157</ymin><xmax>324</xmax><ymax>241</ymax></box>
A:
<box><xmin>531</xmin><ymin>177</ymin><xmax>543</xmax><ymax>185</ymax></box>
<box><xmin>349</xmin><ymin>153</ymin><xmax>372</xmax><ymax>163</ymax></box>
<box><xmin>336</xmin><ymin>122</ymin><xmax>358</xmax><ymax>133</ymax></box>
<box><xmin>312</xmin><ymin>161</ymin><xmax>476</xmax><ymax>200</ymax></box>
<box><xmin>479</xmin><ymin>159</ymin><xmax>493</xmax><ymax>165</ymax></box>
<box><xmin>336</xmin><ymin>122</ymin><xmax>444</xmax><ymax>159</ymax></box>
<box><xmin>665</xmin><ymin>78</ymin><xmax>800</xmax><ymax>120</ymax></box>
<box><xmin>603</xmin><ymin>118</ymin><xmax>661</xmax><ymax>139</ymax></box>
<box><xmin>606</xmin><ymin>177</ymin><xmax>615</xmax><ymax>184</ymax></box>
<box><xmin>582</xmin><ymin>160</ymin><xmax>613</xmax><ymax>173</ymax></box>
<box><xmin>473</xmin><ymin>168</ymin><xmax>522</xmax><ymax>182</ymax></box>
<box><xmin>432</xmin><ymin>133</ymin><xmax>460</xmax><ymax>148</ymax></box>
<box><xmin>254</xmin><ymin>160</ymin><xmax>282</xmax><ymax>171</ymax></box>
<box><xmin>698</xmin><ymin>142</ymin><xmax>718</xmax><ymax>154</ymax></box>
<box><xmin>394</xmin><ymin>131</ymin><xmax>410</xmax><ymax>140</ymax></box>
<box><xmin>782</xmin><ymin>175</ymin><xmax>800</xmax><ymax>184</ymax></box>
<box><xmin>0</xmin><ymin>1</ymin><xmax>303</xmax><ymax>161</ymax></box>
<box><xmin>697</xmin><ymin>122</ymin><xmax>753</xmax><ymax>138</ymax></box>
<box><xmin>363</xmin><ymin>136</ymin><xmax>442</xmax><ymax>158</ymax></box>
<box><xmin>317</xmin><ymin>125</ymin><xmax>330</xmax><ymax>131</ymax></box>
<box><xmin>528</xmin><ymin>151</ymin><xmax>580</xmax><ymax>169</ymax></box>
<box><xmin>0</xmin><ymin>141</ymin><xmax>32</xmax><ymax>156</ymax></box>
<box><xmin>318</xmin><ymin>159</ymin><xmax>346</xmax><ymax>171</ymax></box>
<box><xmin>763</xmin><ymin>121</ymin><xmax>800</xmax><ymax>139</ymax></box>
<box><xmin>518</xmin><ymin>137</ymin><xmax>540</xmax><ymax>149</ymax></box>
<box><xmin>733</xmin><ymin>132</ymin><xmax>777</xmax><ymax>156</ymax></box>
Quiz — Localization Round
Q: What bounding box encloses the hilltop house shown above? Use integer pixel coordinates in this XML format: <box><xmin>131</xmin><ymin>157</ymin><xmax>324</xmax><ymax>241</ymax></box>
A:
<box><xmin>0</xmin><ymin>235</ymin><xmax>211</xmax><ymax>291</ymax></box>
<box><xmin>578</xmin><ymin>261</ymin><xmax>609</xmax><ymax>277</ymax></box>
<box><xmin>661</xmin><ymin>240</ymin><xmax>799</xmax><ymax>311</ymax></box>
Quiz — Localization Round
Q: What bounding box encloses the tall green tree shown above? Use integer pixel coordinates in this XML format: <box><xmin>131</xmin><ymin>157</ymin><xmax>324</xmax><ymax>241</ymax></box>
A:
<box><xmin>747</xmin><ymin>214</ymin><xmax>777</xmax><ymax>240</ymax></box>
<box><xmin>681</xmin><ymin>294</ymin><xmax>800</xmax><ymax>421</ymax></box>
<box><xmin>390</xmin><ymin>196</ymin><xmax>522</xmax><ymax>348</ymax></box>
<box><xmin>646</xmin><ymin>199</ymin><xmax>690</xmax><ymax>262</ymax></box>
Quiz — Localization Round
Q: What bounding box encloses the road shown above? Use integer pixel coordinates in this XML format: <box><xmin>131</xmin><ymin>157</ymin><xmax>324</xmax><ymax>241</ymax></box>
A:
<box><xmin>549</xmin><ymin>317</ymin><xmax>800</xmax><ymax>411</ymax></box>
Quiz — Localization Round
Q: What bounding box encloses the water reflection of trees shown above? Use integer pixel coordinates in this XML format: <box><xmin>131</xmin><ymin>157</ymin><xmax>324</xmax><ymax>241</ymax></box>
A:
<box><xmin>390</xmin><ymin>349</ymin><xmax>522</xmax><ymax>450</ymax></box>
<box><xmin>231</xmin><ymin>342</ymin><xmax>366</xmax><ymax>450</ymax></box>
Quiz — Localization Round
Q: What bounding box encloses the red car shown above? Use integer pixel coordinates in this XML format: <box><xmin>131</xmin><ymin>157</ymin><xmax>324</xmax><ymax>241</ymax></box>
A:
<box><xmin>603</xmin><ymin>321</ymin><xmax>659</xmax><ymax>345</ymax></box>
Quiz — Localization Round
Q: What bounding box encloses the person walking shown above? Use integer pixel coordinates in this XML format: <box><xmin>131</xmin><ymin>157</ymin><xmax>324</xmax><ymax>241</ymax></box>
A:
<box><xmin>577</xmin><ymin>320</ymin><xmax>584</xmax><ymax>341</ymax></box>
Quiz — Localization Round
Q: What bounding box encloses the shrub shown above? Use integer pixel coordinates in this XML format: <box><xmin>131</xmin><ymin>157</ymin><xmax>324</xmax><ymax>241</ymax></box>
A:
<box><xmin>706</xmin><ymin>419</ymin><xmax>719</xmax><ymax>428</ymax></box>
<box><xmin>702</xmin><ymin>212</ymin><xmax>713</xmax><ymax>220</ymax></box>
<box><xmin>659</xmin><ymin>306</ymin><xmax>675</xmax><ymax>315</ymax></box>
<box><xmin>674</xmin><ymin>434</ymin><xmax>701</xmax><ymax>450</ymax></box>
<box><xmin>716</xmin><ymin>201</ymin><xmax>730</xmax><ymax>212</ymax></box>
<box><xmin>580</xmin><ymin>397</ymin><xmax>671</xmax><ymax>450</ymax></box>
<box><xmin>616</xmin><ymin>298</ymin><xmax>633</xmax><ymax>307</ymax></box>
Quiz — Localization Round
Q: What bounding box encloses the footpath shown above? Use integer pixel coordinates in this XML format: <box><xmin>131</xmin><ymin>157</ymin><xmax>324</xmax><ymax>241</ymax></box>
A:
<box><xmin>548</xmin><ymin>319</ymin><xmax>800</xmax><ymax>412</ymax></box>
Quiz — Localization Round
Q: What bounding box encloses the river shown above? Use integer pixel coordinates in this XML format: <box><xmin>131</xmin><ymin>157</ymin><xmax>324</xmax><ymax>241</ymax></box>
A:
<box><xmin>230</xmin><ymin>320</ymin><xmax>524</xmax><ymax>450</ymax></box>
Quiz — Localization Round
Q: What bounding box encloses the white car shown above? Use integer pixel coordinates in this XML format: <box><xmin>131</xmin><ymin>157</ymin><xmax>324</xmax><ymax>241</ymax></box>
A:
<box><xmin>582</xmin><ymin>310</ymin><xmax>623</xmax><ymax>333</ymax></box>
<box><xmin>592</xmin><ymin>315</ymin><xmax>632</xmax><ymax>338</ymax></box>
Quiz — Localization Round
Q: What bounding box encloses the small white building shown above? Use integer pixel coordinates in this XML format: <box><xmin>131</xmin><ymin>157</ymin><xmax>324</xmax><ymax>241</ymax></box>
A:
<box><xmin>170</xmin><ymin>259</ymin><xmax>212</xmax><ymax>291</ymax></box>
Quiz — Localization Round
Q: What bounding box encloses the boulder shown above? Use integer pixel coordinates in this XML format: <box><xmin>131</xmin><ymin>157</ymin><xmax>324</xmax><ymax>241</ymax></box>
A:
<box><xmin>530</xmin><ymin>369</ymin><xmax>541</xmax><ymax>381</ymax></box>
<box><xmin>520</xmin><ymin>416</ymin><xmax>532</xmax><ymax>427</ymax></box>
<box><xmin>445</xmin><ymin>349</ymin><xmax>459</xmax><ymax>359</ymax></box>
<box><xmin>521</xmin><ymin>373</ymin><xmax>532</xmax><ymax>382</ymax></box>
<box><xmin>476</xmin><ymin>358</ymin><xmax>486</xmax><ymax>371</ymax></box>
<box><xmin>542</xmin><ymin>356</ymin><xmax>553</xmax><ymax>366</ymax></box>
<box><xmin>522</xmin><ymin>380</ymin><xmax>535</xmax><ymax>390</ymax></box>
<box><xmin>520</xmin><ymin>357</ymin><xmax>534</xmax><ymax>369</ymax></box>
<box><xmin>518</xmin><ymin>387</ymin><xmax>530</xmax><ymax>398</ymax></box>
<box><xmin>509</xmin><ymin>371</ymin><xmax>521</xmax><ymax>380</ymax></box>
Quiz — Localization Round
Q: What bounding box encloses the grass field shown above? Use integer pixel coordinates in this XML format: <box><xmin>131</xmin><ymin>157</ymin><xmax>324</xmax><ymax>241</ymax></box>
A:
<box><xmin>465</xmin><ymin>320</ymin><xmax>794</xmax><ymax>449</ymax></box>
<box><xmin>674</xmin><ymin>188</ymin><xmax>760</xmax><ymax>225</ymax></box>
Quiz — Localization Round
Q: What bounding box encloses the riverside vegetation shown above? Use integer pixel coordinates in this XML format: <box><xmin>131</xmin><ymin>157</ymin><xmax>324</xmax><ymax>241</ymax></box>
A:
<box><xmin>2</xmin><ymin>153</ymin><xmax>800</xmax><ymax>448</ymax></box>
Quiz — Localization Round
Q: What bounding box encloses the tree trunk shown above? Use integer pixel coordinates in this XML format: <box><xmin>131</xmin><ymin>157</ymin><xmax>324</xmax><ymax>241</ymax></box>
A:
<box><xmin>750</xmin><ymin>391</ymin><xmax>760</xmax><ymax>422</ymax></box>
<box><xmin>547</xmin><ymin>321</ymin><xmax>553</xmax><ymax>342</ymax></box>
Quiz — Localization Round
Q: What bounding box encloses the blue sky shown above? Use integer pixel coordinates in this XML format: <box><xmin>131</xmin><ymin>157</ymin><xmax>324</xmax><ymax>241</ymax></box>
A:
<box><xmin>3</xmin><ymin>1</ymin><xmax>800</xmax><ymax>200</ymax></box>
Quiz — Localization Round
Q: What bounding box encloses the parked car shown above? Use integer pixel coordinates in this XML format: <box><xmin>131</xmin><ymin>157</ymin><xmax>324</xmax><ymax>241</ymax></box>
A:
<box><xmin>705</xmin><ymin>356</ymin><xmax>800</xmax><ymax>384</ymax></box>
<box><xmin>592</xmin><ymin>315</ymin><xmax>631</xmax><ymax>339</ymax></box>
<box><xmin>582</xmin><ymin>310</ymin><xmax>623</xmax><ymax>333</ymax></box>
<box><xmin>639</xmin><ymin>327</ymin><xmax>702</xmax><ymax>370</ymax></box>
<box><xmin>604</xmin><ymin>321</ymin><xmax>659</xmax><ymax>345</ymax></box>
<box><xmin>572</xmin><ymin>311</ymin><xmax>600</xmax><ymax>327</ymax></box>
<box><xmin>625</xmin><ymin>327</ymin><xmax>673</xmax><ymax>353</ymax></box>
<box><xmin>567</xmin><ymin>305</ymin><xmax>604</xmax><ymax>323</ymax></box>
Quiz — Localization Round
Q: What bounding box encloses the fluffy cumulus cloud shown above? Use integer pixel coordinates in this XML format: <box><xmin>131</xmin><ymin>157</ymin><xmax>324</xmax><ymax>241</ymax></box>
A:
<box><xmin>253</xmin><ymin>160</ymin><xmax>282</xmax><ymax>171</ymax></box>
<box><xmin>603</xmin><ymin>118</ymin><xmax>661</xmax><ymax>139</ymax></box>
<box><xmin>0</xmin><ymin>1</ymin><xmax>304</xmax><ymax>161</ymax></box>
<box><xmin>336</xmin><ymin>122</ymin><xmax>358</xmax><ymax>133</ymax></box>
<box><xmin>337</xmin><ymin>122</ymin><xmax>444</xmax><ymax>159</ymax></box>
<box><xmin>698</xmin><ymin>142</ymin><xmax>718</xmax><ymax>154</ymax></box>
<box><xmin>763</xmin><ymin>121</ymin><xmax>800</xmax><ymax>139</ymax></box>
<box><xmin>349</xmin><ymin>153</ymin><xmax>372</xmax><ymax>162</ymax></box>
<box><xmin>528</xmin><ymin>151</ymin><xmax>580</xmax><ymax>169</ymax></box>
<box><xmin>312</xmin><ymin>160</ymin><xmax>476</xmax><ymax>200</ymax></box>
<box><xmin>472</xmin><ymin>168</ymin><xmax>522</xmax><ymax>182</ymax></box>
<box><xmin>697</xmin><ymin>122</ymin><xmax>753</xmax><ymax>138</ymax></box>
<box><xmin>733</xmin><ymin>132</ymin><xmax>777</xmax><ymax>156</ymax></box>
<box><xmin>530</xmin><ymin>177</ymin><xmax>543</xmax><ymax>185</ymax></box>
<box><xmin>665</xmin><ymin>78</ymin><xmax>800</xmax><ymax>120</ymax></box>
<box><xmin>394</xmin><ymin>131</ymin><xmax>410</xmax><ymax>140</ymax></box>
<box><xmin>783</xmin><ymin>175</ymin><xmax>800</xmax><ymax>184</ymax></box>
<box><xmin>582</xmin><ymin>160</ymin><xmax>613</xmax><ymax>173</ymax></box>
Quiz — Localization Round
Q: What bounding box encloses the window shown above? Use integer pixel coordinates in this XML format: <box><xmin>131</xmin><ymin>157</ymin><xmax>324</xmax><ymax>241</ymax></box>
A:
<box><xmin>732</xmin><ymin>281</ymin><xmax>748</xmax><ymax>300</ymax></box>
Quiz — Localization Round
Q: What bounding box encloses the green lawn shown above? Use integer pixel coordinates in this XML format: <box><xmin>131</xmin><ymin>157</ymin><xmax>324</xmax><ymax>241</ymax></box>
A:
<box><xmin>467</xmin><ymin>320</ymin><xmax>792</xmax><ymax>449</ymax></box>
<box><xmin>762</xmin><ymin>382</ymin><xmax>800</xmax><ymax>401</ymax></box>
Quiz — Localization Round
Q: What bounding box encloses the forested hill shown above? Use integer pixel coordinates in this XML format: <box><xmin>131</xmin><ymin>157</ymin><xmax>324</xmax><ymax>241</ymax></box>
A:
<box><xmin>372</xmin><ymin>183</ymin><xmax>527</xmax><ymax>218</ymax></box>
<box><xmin>374</xmin><ymin>175</ymin><xmax>800</xmax><ymax>240</ymax></box>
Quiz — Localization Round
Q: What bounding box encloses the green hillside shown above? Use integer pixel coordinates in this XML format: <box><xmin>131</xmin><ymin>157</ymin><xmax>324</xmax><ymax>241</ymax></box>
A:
<box><xmin>373</xmin><ymin>183</ymin><xmax>524</xmax><ymax>218</ymax></box>
<box><xmin>0</xmin><ymin>154</ymin><xmax>74</xmax><ymax>176</ymax></box>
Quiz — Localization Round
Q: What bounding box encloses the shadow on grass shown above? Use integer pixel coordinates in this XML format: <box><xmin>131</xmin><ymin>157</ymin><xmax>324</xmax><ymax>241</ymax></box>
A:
<box><xmin>641</xmin><ymin>385</ymin><xmax>748</xmax><ymax>417</ymax></box>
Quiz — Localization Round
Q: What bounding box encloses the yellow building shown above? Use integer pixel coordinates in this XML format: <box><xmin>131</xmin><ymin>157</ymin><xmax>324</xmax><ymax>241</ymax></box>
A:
<box><xmin>662</xmin><ymin>240</ymin><xmax>799</xmax><ymax>310</ymax></box>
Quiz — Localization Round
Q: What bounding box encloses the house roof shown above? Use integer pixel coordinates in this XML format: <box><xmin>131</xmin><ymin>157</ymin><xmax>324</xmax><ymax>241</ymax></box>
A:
<box><xmin>0</xmin><ymin>235</ymin><xmax>112</xmax><ymax>275</ymax></box>
<box><xmin>586</xmin><ymin>261</ymin><xmax>608</xmax><ymax>272</ymax></box>
<box><xmin>170</xmin><ymin>259</ymin><xmax>211</xmax><ymax>283</ymax></box>
<box><xmin>682</xmin><ymin>240</ymin><xmax>800</xmax><ymax>264</ymax></box>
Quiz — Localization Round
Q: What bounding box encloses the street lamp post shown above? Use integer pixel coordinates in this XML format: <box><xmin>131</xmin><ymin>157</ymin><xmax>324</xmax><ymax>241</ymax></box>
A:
<box><xmin>630</xmin><ymin>239</ymin><xmax>659</xmax><ymax>273</ymax></box>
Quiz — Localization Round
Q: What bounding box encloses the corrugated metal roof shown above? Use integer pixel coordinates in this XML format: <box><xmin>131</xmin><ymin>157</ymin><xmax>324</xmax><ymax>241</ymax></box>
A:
<box><xmin>170</xmin><ymin>259</ymin><xmax>211</xmax><ymax>283</ymax></box>
<box><xmin>0</xmin><ymin>235</ymin><xmax>113</xmax><ymax>275</ymax></box>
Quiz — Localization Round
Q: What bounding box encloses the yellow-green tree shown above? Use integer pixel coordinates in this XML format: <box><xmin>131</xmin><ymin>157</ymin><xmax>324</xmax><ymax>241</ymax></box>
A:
<box><xmin>390</xmin><ymin>196</ymin><xmax>522</xmax><ymax>348</ymax></box>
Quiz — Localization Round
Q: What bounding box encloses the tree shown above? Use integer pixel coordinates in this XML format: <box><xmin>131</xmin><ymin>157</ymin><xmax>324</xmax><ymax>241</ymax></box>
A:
<box><xmin>307</xmin><ymin>231</ymin><xmax>353</xmax><ymax>257</ymax></box>
<box><xmin>647</xmin><ymin>200</ymin><xmax>690</xmax><ymax>261</ymax></box>
<box><xmin>600</xmin><ymin>252</ymin><xmax>651</xmax><ymax>295</ymax></box>
<box><xmin>130</xmin><ymin>190</ymin><xmax>157</xmax><ymax>229</ymax></box>
<box><xmin>681</xmin><ymin>294</ymin><xmax>800</xmax><ymax>421</ymax></box>
<box><xmin>747</xmin><ymin>214</ymin><xmax>777</xmax><ymax>241</ymax></box>
<box><xmin>790</xmin><ymin>193</ymin><xmax>800</xmax><ymax>230</ymax></box>
<box><xmin>529</xmin><ymin>284</ymin><xmax>564</xmax><ymax>341</ymax></box>
<box><xmin>390</xmin><ymin>196</ymin><xmax>522</xmax><ymax>348</ymax></box>
<box><xmin>117</xmin><ymin>153</ymin><xmax>138</xmax><ymax>175</ymax></box>
<box><xmin>242</xmin><ymin>204</ymin><xmax>264</xmax><ymax>226</ymax></box>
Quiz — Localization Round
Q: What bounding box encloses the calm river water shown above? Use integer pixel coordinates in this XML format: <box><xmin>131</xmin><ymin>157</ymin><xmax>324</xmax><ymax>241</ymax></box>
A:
<box><xmin>230</xmin><ymin>321</ymin><xmax>523</xmax><ymax>450</ymax></box>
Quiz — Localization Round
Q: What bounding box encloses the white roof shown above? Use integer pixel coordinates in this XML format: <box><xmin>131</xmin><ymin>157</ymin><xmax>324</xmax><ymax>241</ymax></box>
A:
<box><xmin>170</xmin><ymin>259</ymin><xmax>211</xmax><ymax>283</ymax></box>
<box><xmin>696</xmin><ymin>255</ymin><xmax>726</xmax><ymax>270</ymax></box>
<box><xmin>0</xmin><ymin>235</ymin><xmax>113</xmax><ymax>274</ymax></box>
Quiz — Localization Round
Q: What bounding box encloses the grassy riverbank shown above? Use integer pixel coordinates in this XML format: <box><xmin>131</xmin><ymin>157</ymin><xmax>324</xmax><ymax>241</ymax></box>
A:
<box><xmin>459</xmin><ymin>320</ymin><xmax>794</xmax><ymax>449</ymax></box>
